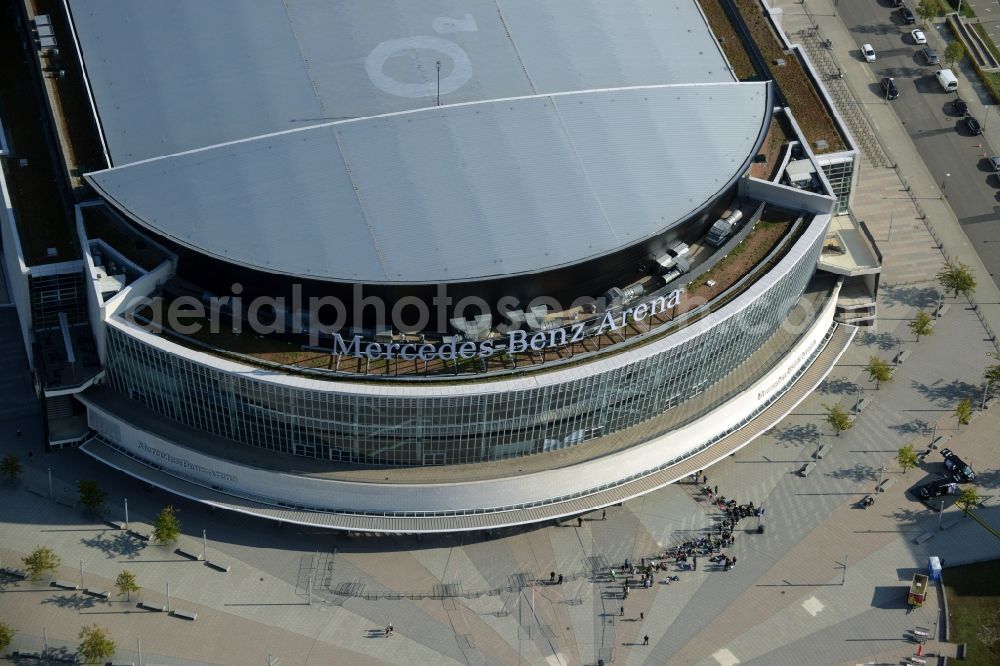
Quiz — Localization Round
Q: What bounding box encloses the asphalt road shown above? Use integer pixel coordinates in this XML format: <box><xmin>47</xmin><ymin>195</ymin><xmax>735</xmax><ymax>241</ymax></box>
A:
<box><xmin>838</xmin><ymin>0</ymin><xmax>1000</xmax><ymax>282</ymax></box>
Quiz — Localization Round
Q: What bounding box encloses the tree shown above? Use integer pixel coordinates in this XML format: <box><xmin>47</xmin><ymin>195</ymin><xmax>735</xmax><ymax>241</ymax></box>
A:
<box><xmin>22</xmin><ymin>546</ymin><xmax>60</xmax><ymax>582</ymax></box>
<box><xmin>153</xmin><ymin>505</ymin><xmax>181</xmax><ymax>544</ymax></box>
<box><xmin>945</xmin><ymin>40</ymin><xmax>966</xmax><ymax>68</ymax></box>
<box><xmin>957</xmin><ymin>486</ymin><xmax>981</xmax><ymax>516</ymax></box>
<box><xmin>77</xmin><ymin>480</ymin><xmax>108</xmax><ymax>515</ymax></box>
<box><xmin>77</xmin><ymin>625</ymin><xmax>115</xmax><ymax>664</ymax></box>
<box><xmin>114</xmin><ymin>569</ymin><xmax>140</xmax><ymax>601</ymax></box>
<box><xmin>936</xmin><ymin>261</ymin><xmax>976</xmax><ymax>298</ymax></box>
<box><xmin>908</xmin><ymin>310</ymin><xmax>934</xmax><ymax>342</ymax></box>
<box><xmin>825</xmin><ymin>403</ymin><xmax>854</xmax><ymax>436</ymax></box>
<box><xmin>985</xmin><ymin>364</ymin><xmax>1000</xmax><ymax>398</ymax></box>
<box><xmin>0</xmin><ymin>453</ymin><xmax>23</xmax><ymax>483</ymax></box>
<box><xmin>955</xmin><ymin>398</ymin><xmax>973</xmax><ymax>426</ymax></box>
<box><xmin>896</xmin><ymin>444</ymin><xmax>919</xmax><ymax>474</ymax></box>
<box><xmin>865</xmin><ymin>356</ymin><xmax>894</xmax><ymax>390</ymax></box>
<box><xmin>0</xmin><ymin>622</ymin><xmax>13</xmax><ymax>654</ymax></box>
<box><xmin>916</xmin><ymin>0</ymin><xmax>941</xmax><ymax>21</ymax></box>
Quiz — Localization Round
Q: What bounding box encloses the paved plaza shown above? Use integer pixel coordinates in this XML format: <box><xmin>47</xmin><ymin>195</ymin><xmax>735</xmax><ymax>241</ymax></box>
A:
<box><xmin>3</xmin><ymin>1</ymin><xmax>1000</xmax><ymax>664</ymax></box>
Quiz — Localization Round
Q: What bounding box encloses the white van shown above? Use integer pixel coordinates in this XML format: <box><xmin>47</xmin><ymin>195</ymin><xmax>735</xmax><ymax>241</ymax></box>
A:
<box><xmin>936</xmin><ymin>68</ymin><xmax>958</xmax><ymax>92</ymax></box>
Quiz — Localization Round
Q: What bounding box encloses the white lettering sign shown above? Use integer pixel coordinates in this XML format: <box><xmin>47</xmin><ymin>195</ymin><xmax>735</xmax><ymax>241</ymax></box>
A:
<box><xmin>329</xmin><ymin>289</ymin><xmax>684</xmax><ymax>362</ymax></box>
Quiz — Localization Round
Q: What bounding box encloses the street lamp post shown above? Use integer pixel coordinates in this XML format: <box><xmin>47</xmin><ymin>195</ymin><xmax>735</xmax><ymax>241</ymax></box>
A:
<box><xmin>435</xmin><ymin>60</ymin><xmax>441</xmax><ymax>107</ymax></box>
<box><xmin>877</xmin><ymin>464</ymin><xmax>886</xmax><ymax>494</ymax></box>
<box><xmin>942</xmin><ymin>173</ymin><xmax>951</xmax><ymax>197</ymax></box>
<box><xmin>842</xmin><ymin>554</ymin><xmax>849</xmax><ymax>585</ymax></box>
<box><xmin>982</xmin><ymin>381</ymin><xmax>992</xmax><ymax>411</ymax></box>
<box><xmin>938</xmin><ymin>500</ymin><xmax>945</xmax><ymax>530</ymax></box>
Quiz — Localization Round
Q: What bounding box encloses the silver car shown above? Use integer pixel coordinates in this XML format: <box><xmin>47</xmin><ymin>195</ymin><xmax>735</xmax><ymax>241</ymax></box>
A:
<box><xmin>921</xmin><ymin>47</ymin><xmax>939</xmax><ymax>65</ymax></box>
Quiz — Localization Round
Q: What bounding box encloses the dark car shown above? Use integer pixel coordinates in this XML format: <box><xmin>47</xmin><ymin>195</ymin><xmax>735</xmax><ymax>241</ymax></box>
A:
<box><xmin>918</xmin><ymin>478</ymin><xmax>960</xmax><ymax>500</ymax></box>
<box><xmin>941</xmin><ymin>447</ymin><xmax>976</xmax><ymax>482</ymax></box>
<box><xmin>953</xmin><ymin>97</ymin><xmax>968</xmax><ymax>115</ymax></box>
<box><xmin>965</xmin><ymin>115</ymin><xmax>983</xmax><ymax>135</ymax></box>
<box><xmin>881</xmin><ymin>77</ymin><xmax>899</xmax><ymax>100</ymax></box>
<box><xmin>922</xmin><ymin>47</ymin><xmax>940</xmax><ymax>65</ymax></box>
<box><xmin>899</xmin><ymin>6</ymin><xmax>916</xmax><ymax>23</ymax></box>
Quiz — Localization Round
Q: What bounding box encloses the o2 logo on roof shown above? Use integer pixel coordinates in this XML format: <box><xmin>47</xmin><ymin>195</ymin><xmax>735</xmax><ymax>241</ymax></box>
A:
<box><xmin>364</xmin><ymin>14</ymin><xmax>477</xmax><ymax>99</ymax></box>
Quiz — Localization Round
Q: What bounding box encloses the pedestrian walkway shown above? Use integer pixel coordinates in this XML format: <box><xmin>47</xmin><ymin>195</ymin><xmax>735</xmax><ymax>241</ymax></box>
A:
<box><xmin>774</xmin><ymin>0</ymin><xmax>1000</xmax><ymax>342</ymax></box>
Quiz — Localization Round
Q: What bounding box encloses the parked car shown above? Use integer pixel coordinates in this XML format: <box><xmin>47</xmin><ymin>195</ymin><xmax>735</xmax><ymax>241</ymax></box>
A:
<box><xmin>990</xmin><ymin>155</ymin><xmax>1000</xmax><ymax>172</ymax></box>
<box><xmin>862</xmin><ymin>43</ymin><xmax>877</xmax><ymax>62</ymax></box>
<box><xmin>899</xmin><ymin>6</ymin><xmax>916</xmax><ymax>23</ymax></box>
<box><xmin>941</xmin><ymin>447</ymin><xmax>976</xmax><ymax>482</ymax></box>
<box><xmin>911</xmin><ymin>29</ymin><xmax>927</xmax><ymax>44</ymax></box>
<box><xmin>917</xmin><ymin>477</ymin><xmax>960</xmax><ymax>500</ymax></box>
<box><xmin>965</xmin><ymin>115</ymin><xmax>983</xmax><ymax>135</ymax></box>
<box><xmin>922</xmin><ymin>47</ymin><xmax>940</xmax><ymax>65</ymax></box>
<box><xmin>953</xmin><ymin>97</ymin><xmax>968</xmax><ymax>115</ymax></box>
<box><xmin>881</xmin><ymin>77</ymin><xmax>899</xmax><ymax>100</ymax></box>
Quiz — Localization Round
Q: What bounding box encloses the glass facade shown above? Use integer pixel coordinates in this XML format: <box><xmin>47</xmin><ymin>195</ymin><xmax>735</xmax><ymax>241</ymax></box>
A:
<box><xmin>104</xmin><ymin>227</ymin><xmax>825</xmax><ymax>467</ymax></box>
<box><xmin>820</xmin><ymin>157</ymin><xmax>854</xmax><ymax>215</ymax></box>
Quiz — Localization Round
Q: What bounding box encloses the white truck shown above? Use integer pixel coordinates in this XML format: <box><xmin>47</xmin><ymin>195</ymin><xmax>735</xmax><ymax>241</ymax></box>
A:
<box><xmin>706</xmin><ymin>210</ymin><xmax>744</xmax><ymax>247</ymax></box>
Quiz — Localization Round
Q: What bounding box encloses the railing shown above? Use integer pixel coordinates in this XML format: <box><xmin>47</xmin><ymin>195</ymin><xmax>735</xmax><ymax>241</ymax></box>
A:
<box><xmin>129</xmin><ymin>209</ymin><xmax>812</xmax><ymax>383</ymax></box>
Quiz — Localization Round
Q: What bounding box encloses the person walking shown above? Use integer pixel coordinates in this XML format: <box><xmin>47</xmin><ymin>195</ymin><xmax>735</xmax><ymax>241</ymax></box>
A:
<box><xmin>714</xmin><ymin>485</ymin><xmax>718</xmax><ymax>496</ymax></box>
<box><xmin>643</xmin><ymin>635</ymin><xmax>649</xmax><ymax>646</ymax></box>
<box><xmin>693</xmin><ymin>555</ymin><xmax>697</xmax><ymax>571</ymax></box>
<box><xmin>602</xmin><ymin>509</ymin><xmax>606</xmax><ymax>520</ymax></box>
<box><xmin>558</xmin><ymin>573</ymin><xmax>564</xmax><ymax>585</ymax></box>
<box><xmin>578</xmin><ymin>516</ymin><xmax>583</xmax><ymax>527</ymax></box>
<box><xmin>620</xmin><ymin>605</ymin><xmax>625</xmax><ymax>617</ymax></box>
<box><xmin>640</xmin><ymin>612</ymin><xmax>644</xmax><ymax>621</ymax></box>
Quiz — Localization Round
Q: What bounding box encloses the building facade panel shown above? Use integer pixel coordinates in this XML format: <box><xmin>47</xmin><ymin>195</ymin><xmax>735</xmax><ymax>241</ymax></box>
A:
<box><xmin>102</xmin><ymin>222</ymin><xmax>825</xmax><ymax>466</ymax></box>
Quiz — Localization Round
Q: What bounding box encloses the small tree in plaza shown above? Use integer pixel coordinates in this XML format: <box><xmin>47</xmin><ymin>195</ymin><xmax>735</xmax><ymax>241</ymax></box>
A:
<box><xmin>153</xmin><ymin>505</ymin><xmax>181</xmax><ymax>544</ymax></box>
<box><xmin>937</xmin><ymin>261</ymin><xmax>976</xmax><ymax>299</ymax></box>
<box><xmin>896</xmin><ymin>444</ymin><xmax>919</xmax><ymax>474</ymax></box>
<box><xmin>957</xmin><ymin>486</ymin><xmax>981</xmax><ymax>516</ymax></box>
<box><xmin>114</xmin><ymin>569</ymin><xmax>140</xmax><ymax>601</ymax></box>
<box><xmin>825</xmin><ymin>403</ymin><xmax>854</xmax><ymax>436</ymax></box>
<box><xmin>865</xmin><ymin>356</ymin><xmax>894</xmax><ymax>390</ymax></box>
<box><xmin>985</xmin><ymin>364</ymin><xmax>1000</xmax><ymax>398</ymax></box>
<box><xmin>22</xmin><ymin>546</ymin><xmax>60</xmax><ymax>582</ymax></box>
<box><xmin>916</xmin><ymin>0</ymin><xmax>941</xmax><ymax>21</ymax></box>
<box><xmin>945</xmin><ymin>41</ymin><xmax>966</xmax><ymax>68</ymax></box>
<box><xmin>77</xmin><ymin>480</ymin><xmax>108</xmax><ymax>515</ymax></box>
<box><xmin>908</xmin><ymin>310</ymin><xmax>934</xmax><ymax>342</ymax></box>
<box><xmin>955</xmin><ymin>398</ymin><xmax>973</xmax><ymax>426</ymax></box>
<box><xmin>0</xmin><ymin>453</ymin><xmax>23</xmax><ymax>483</ymax></box>
<box><xmin>77</xmin><ymin>625</ymin><xmax>115</xmax><ymax>664</ymax></box>
<box><xmin>0</xmin><ymin>621</ymin><xmax>13</xmax><ymax>654</ymax></box>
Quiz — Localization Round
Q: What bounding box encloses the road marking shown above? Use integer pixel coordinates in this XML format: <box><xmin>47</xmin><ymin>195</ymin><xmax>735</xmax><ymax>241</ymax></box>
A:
<box><xmin>802</xmin><ymin>596</ymin><xmax>825</xmax><ymax>616</ymax></box>
<box><xmin>713</xmin><ymin>648</ymin><xmax>740</xmax><ymax>666</ymax></box>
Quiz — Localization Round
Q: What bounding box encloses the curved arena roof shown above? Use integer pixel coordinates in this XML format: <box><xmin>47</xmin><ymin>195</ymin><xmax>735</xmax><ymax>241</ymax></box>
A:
<box><xmin>71</xmin><ymin>0</ymin><xmax>772</xmax><ymax>284</ymax></box>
